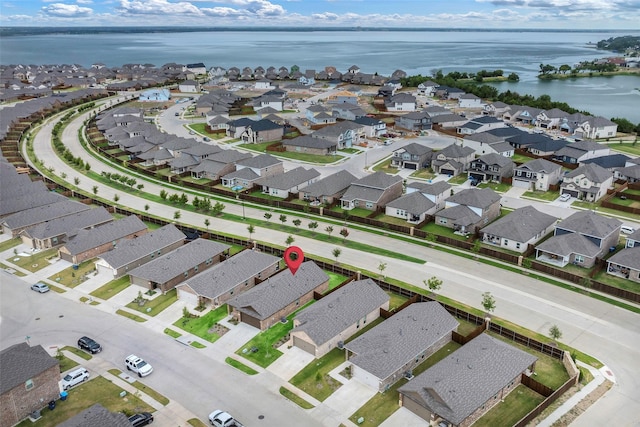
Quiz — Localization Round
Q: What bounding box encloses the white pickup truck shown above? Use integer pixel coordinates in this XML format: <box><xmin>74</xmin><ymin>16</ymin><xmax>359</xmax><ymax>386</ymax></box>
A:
<box><xmin>208</xmin><ymin>410</ymin><xmax>244</xmax><ymax>427</ymax></box>
<box><xmin>125</xmin><ymin>354</ymin><xmax>153</xmax><ymax>377</ymax></box>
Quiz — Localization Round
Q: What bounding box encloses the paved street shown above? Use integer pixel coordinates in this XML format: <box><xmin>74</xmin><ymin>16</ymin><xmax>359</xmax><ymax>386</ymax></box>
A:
<box><xmin>6</xmin><ymin>95</ymin><xmax>640</xmax><ymax>426</ymax></box>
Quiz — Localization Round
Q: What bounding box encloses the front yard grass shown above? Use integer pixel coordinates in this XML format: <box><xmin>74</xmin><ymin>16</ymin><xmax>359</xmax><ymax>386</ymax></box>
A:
<box><xmin>7</xmin><ymin>247</ymin><xmax>58</xmax><ymax>273</ymax></box>
<box><xmin>473</xmin><ymin>384</ymin><xmax>545</xmax><ymax>427</ymax></box>
<box><xmin>448</xmin><ymin>174</ymin><xmax>468</xmax><ymax>185</ymax></box>
<box><xmin>236</xmin><ymin>315</ymin><xmax>294</xmax><ymax>368</ymax></box>
<box><xmin>173</xmin><ymin>304</ymin><xmax>229</xmax><ymax>343</ymax></box>
<box><xmin>108</xmin><ymin>369</ymin><xmax>169</xmax><ymax>405</ymax></box>
<box><xmin>125</xmin><ymin>289</ymin><xmax>177</xmax><ymax>316</ymax></box>
<box><xmin>116</xmin><ymin>309</ymin><xmax>147</xmax><ymax>322</ymax></box>
<box><xmin>522</xmin><ymin>190</ymin><xmax>560</xmax><ymax>202</ymax></box>
<box><xmin>225</xmin><ymin>357</ymin><xmax>259</xmax><ymax>375</ymax></box>
<box><xmin>48</xmin><ymin>260</ymin><xmax>97</xmax><ymax>288</ymax></box>
<box><xmin>57</xmin><ymin>354</ymin><xmax>79</xmax><ymax>372</ymax></box>
<box><xmin>188</xmin><ymin>419</ymin><xmax>208</xmax><ymax>427</ymax></box>
<box><xmin>0</xmin><ymin>262</ymin><xmax>26</xmax><ymax>276</ymax></box>
<box><xmin>478</xmin><ymin>181</ymin><xmax>511</xmax><ymax>193</ymax></box>
<box><xmin>372</xmin><ymin>158</ymin><xmax>397</xmax><ymax>174</ymax></box>
<box><xmin>280</xmin><ymin>387</ymin><xmax>315</xmax><ymax>409</ymax></box>
<box><xmin>15</xmin><ymin>376</ymin><xmax>154</xmax><ymax>427</ymax></box>
<box><xmin>89</xmin><ymin>276</ymin><xmax>130</xmax><ymax>300</ymax></box>
<box><xmin>62</xmin><ymin>346</ymin><xmax>92</xmax><ymax>361</ymax></box>
<box><xmin>289</xmin><ymin>348</ymin><xmax>345</xmax><ymax>401</ymax></box>
<box><xmin>0</xmin><ymin>238</ymin><xmax>21</xmax><ymax>253</ymax></box>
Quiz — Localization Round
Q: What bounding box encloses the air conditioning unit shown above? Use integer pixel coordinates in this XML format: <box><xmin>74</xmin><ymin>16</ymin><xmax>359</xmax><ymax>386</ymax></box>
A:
<box><xmin>337</xmin><ymin>341</ymin><xmax>344</xmax><ymax>349</ymax></box>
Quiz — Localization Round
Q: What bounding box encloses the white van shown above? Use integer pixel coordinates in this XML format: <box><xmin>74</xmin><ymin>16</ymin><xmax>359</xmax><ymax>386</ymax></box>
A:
<box><xmin>620</xmin><ymin>225</ymin><xmax>636</xmax><ymax>235</ymax></box>
<box><xmin>61</xmin><ymin>367</ymin><xmax>89</xmax><ymax>390</ymax></box>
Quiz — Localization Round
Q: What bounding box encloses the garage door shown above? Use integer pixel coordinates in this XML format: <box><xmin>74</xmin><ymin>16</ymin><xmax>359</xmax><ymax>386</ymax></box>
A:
<box><xmin>440</xmin><ymin>168</ymin><xmax>454</xmax><ymax>176</ymax></box>
<box><xmin>240</xmin><ymin>312</ymin><xmax>262</xmax><ymax>329</ymax></box>
<box><xmin>404</xmin><ymin>163</ymin><xmax>417</xmax><ymax>170</ymax></box>
<box><xmin>292</xmin><ymin>335</ymin><xmax>316</xmax><ymax>356</ymax></box>
<box><xmin>562</xmin><ymin>190</ymin><xmax>579</xmax><ymax>198</ymax></box>
<box><xmin>177</xmin><ymin>287</ymin><xmax>199</xmax><ymax>306</ymax></box>
<box><xmin>512</xmin><ymin>179</ymin><xmax>531</xmax><ymax>189</ymax></box>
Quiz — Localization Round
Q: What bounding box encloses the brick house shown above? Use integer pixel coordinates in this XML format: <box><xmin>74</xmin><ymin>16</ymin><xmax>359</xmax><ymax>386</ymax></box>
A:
<box><xmin>0</xmin><ymin>343</ymin><xmax>60</xmax><ymax>427</ymax></box>
<box><xmin>340</xmin><ymin>171</ymin><xmax>403</xmax><ymax>211</ymax></box>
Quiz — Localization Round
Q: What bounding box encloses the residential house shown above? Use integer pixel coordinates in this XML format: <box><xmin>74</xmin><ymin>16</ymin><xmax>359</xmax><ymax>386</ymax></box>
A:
<box><xmin>463</xmin><ymin>132</ymin><xmax>514</xmax><ymax>157</ymax></box>
<box><xmin>535</xmin><ymin>210</ymin><xmax>622</xmax><ymax>268</ymax></box>
<box><xmin>239</xmin><ymin>119</ymin><xmax>283</xmax><ymax>144</ymax></box>
<box><xmin>606</xmin><ymin>246</ymin><xmax>640</xmax><ymax>283</ymax></box>
<box><xmin>385</xmin><ymin>192</ymin><xmax>436</xmax><ymax>224</ymax></box>
<box><xmin>560</xmin><ymin>163</ymin><xmax>613</xmax><ymax>202</ymax></box>
<box><xmin>186</xmin><ymin>63</ymin><xmax>207</xmax><ymax>75</ymax></box>
<box><xmin>258</xmin><ymin>167</ymin><xmax>320</xmax><ymax>198</ymax></box>
<box><xmin>512</xmin><ymin>158</ymin><xmax>562</xmax><ymax>191</ymax></box>
<box><xmin>615</xmin><ymin>157</ymin><xmax>640</xmax><ymax>183</ymax></box>
<box><xmin>481</xmin><ymin>206</ymin><xmax>557</xmax><ymax>253</ymax></box>
<box><xmin>457</xmin><ymin>93</ymin><xmax>483</xmax><ymax>109</ymax></box>
<box><xmin>291</xmin><ymin>279</ymin><xmax>390</xmax><ymax>358</ymax></box>
<box><xmin>340</xmin><ymin>171</ymin><xmax>403</xmax><ymax>211</ymax></box>
<box><xmin>573</xmin><ymin>116</ymin><xmax>618</xmax><ymax>139</ymax></box>
<box><xmin>406</xmin><ymin>181</ymin><xmax>452</xmax><ymax>211</ymax></box>
<box><xmin>332</xmin><ymin>103</ymin><xmax>367</xmax><ymax>121</ymax></box>
<box><xmin>346</xmin><ymin>302</ymin><xmax>458</xmax><ymax>392</ymax></box>
<box><xmin>0</xmin><ymin>343</ymin><xmax>60</xmax><ymax>427</ymax></box>
<box><xmin>431</xmin><ymin>144</ymin><xmax>475</xmax><ymax>177</ymax></box>
<box><xmin>58</xmin><ymin>215</ymin><xmax>148</xmax><ymax>265</ymax></box>
<box><xmin>553</xmin><ymin>140</ymin><xmax>610</xmax><ymax>164</ymax></box>
<box><xmin>253</xmin><ymin>95</ymin><xmax>284</xmax><ymax>112</ymax></box>
<box><xmin>221</xmin><ymin>153</ymin><xmax>283</xmax><ymax>189</ymax></box>
<box><xmin>395</xmin><ymin>111</ymin><xmax>432</xmax><ymax>132</ymax></box>
<box><xmin>299</xmin><ymin>170</ymin><xmax>357</xmax><ymax>205</ymax></box>
<box><xmin>305</xmin><ymin>105</ymin><xmax>336</xmax><ymax>125</ymax></box>
<box><xmin>1</xmin><ymin>200</ymin><xmax>90</xmax><ymax>237</ymax></box>
<box><xmin>254</xmin><ymin>79</ymin><xmax>275</xmax><ymax>90</ymax></box>
<box><xmin>311</xmin><ymin>121</ymin><xmax>363</xmax><ymax>149</ymax></box>
<box><xmin>624</xmin><ymin>229</ymin><xmax>640</xmax><ymax>248</ymax></box>
<box><xmin>504</xmin><ymin>105</ymin><xmax>542</xmax><ymax>125</ymax></box>
<box><xmin>457</xmin><ymin>116</ymin><xmax>506</xmax><ymax>135</ymax></box>
<box><xmin>390</xmin><ymin>143</ymin><xmax>433</xmax><ymax>170</ymax></box>
<box><xmin>20</xmin><ymin>207</ymin><xmax>113</xmax><ymax>249</ymax></box>
<box><xmin>582</xmin><ymin>154</ymin><xmax>630</xmax><ymax>171</ymax></box>
<box><xmin>526</xmin><ymin>137</ymin><xmax>569</xmax><ymax>157</ymax></box>
<box><xmin>0</xmin><ymin>190</ymin><xmax>67</xmax><ymax>220</ymax></box>
<box><xmin>482</xmin><ymin>101</ymin><xmax>510</xmax><ymax>118</ymax></box>
<box><xmin>354</xmin><ymin>116</ymin><xmax>387</xmax><ymax>137</ymax></box>
<box><xmin>282</xmin><ymin>135</ymin><xmax>338</xmax><ymax>156</ymax></box>
<box><xmin>536</xmin><ymin>108</ymin><xmax>569</xmax><ymax>130</ymax></box>
<box><xmin>431</xmin><ymin>113</ymin><xmax>469</xmax><ymax>130</ymax></box>
<box><xmin>417</xmin><ymin>80</ymin><xmax>438</xmax><ymax>96</ymax></box>
<box><xmin>228</xmin><ymin>261</ymin><xmax>330</xmax><ymax>330</ymax></box>
<box><xmin>178</xmin><ymin>80</ymin><xmax>200</xmax><ymax>93</ymax></box>
<box><xmin>327</xmin><ymin>90</ymin><xmax>359</xmax><ymax>104</ymax></box>
<box><xmin>176</xmin><ymin>249</ymin><xmax>280</xmax><ymax>307</ymax></box>
<box><xmin>399</xmin><ymin>334</ymin><xmax>537</xmax><ymax>427</ymax></box>
<box><xmin>190</xmin><ymin>149</ymin><xmax>252</xmax><ymax>180</ymax></box>
<box><xmin>57</xmin><ymin>404</ymin><xmax>131</xmax><ymax>427</ymax></box>
<box><xmin>385</xmin><ymin>93</ymin><xmax>416</xmax><ymax>112</ymax></box>
<box><xmin>128</xmin><ymin>239</ymin><xmax>230</xmax><ymax>293</ymax></box>
<box><xmin>94</xmin><ymin>224</ymin><xmax>186</xmax><ymax>278</ymax></box>
<box><xmin>467</xmin><ymin>153</ymin><xmax>515</xmax><ymax>183</ymax></box>
<box><xmin>435</xmin><ymin>188</ymin><xmax>501</xmax><ymax>233</ymax></box>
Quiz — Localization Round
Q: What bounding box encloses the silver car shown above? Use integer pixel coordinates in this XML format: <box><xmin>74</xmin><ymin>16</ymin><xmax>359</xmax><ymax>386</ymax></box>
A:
<box><xmin>31</xmin><ymin>282</ymin><xmax>50</xmax><ymax>293</ymax></box>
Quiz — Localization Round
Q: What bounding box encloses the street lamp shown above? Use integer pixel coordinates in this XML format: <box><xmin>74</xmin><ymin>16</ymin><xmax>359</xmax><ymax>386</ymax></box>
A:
<box><xmin>236</xmin><ymin>190</ymin><xmax>246</xmax><ymax>219</ymax></box>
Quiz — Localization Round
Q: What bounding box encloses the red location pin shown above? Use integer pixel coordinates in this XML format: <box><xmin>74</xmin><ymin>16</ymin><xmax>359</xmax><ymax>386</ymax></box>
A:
<box><xmin>284</xmin><ymin>246</ymin><xmax>304</xmax><ymax>275</ymax></box>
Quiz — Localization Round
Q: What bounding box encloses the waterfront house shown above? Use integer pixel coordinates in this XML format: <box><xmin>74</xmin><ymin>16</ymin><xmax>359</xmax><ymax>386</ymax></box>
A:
<box><xmin>553</xmin><ymin>140</ymin><xmax>610</xmax><ymax>164</ymax></box>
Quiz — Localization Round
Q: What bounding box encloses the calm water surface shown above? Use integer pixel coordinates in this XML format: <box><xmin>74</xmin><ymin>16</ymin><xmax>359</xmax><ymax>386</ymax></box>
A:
<box><xmin>1</xmin><ymin>29</ymin><xmax>639</xmax><ymax>121</ymax></box>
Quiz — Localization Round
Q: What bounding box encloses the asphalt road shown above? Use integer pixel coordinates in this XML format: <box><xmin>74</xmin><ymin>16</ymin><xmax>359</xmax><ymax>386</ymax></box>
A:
<box><xmin>15</xmin><ymin>94</ymin><xmax>640</xmax><ymax>426</ymax></box>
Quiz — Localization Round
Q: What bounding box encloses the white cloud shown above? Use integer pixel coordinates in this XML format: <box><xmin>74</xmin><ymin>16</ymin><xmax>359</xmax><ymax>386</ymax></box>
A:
<box><xmin>41</xmin><ymin>3</ymin><xmax>93</xmax><ymax>17</ymax></box>
<box><xmin>76</xmin><ymin>0</ymin><xmax>93</xmax><ymax>4</ymax></box>
<box><xmin>118</xmin><ymin>0</ymin><xmax>204</xmax><ymax>15</ymax></box>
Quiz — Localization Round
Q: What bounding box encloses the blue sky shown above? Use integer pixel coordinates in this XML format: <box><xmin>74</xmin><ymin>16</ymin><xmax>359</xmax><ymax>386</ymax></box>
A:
<box><xmin>1</xmin><ymin>0</ymin><xmax>639</xmax><ymax>29</ymax></box>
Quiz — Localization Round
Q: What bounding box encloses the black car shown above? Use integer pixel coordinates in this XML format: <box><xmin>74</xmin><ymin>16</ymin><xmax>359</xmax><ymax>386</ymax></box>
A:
<box><xmin>77</xmin><ymin>336</ymin><xmax>102</xmax><ymax>354</ymax></box>
<box><xmin>129</xmin><ymin>412</ymin><xmax>154</xmax><ymax>426</ymax></box>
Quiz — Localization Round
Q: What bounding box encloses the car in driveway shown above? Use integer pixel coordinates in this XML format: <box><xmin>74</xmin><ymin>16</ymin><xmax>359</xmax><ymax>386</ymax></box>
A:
<box><xmin>61</xmin><ymin>367</ymin><xmax>90</xmax><ymax>390</ymax></box>
<box><xmin>31</xmin><ymin>282</ymin><xmax>50</xmax><ymax>293</ymax></box>
<box><xmin>559</xmin><ymin>193</ymin><xmax>571</xmax><ymax>202</ymax></box>
<box><xmin>128</xmin><ymin>412</ymin><xmax>154</xmax><ymax>426</ymax></box>
<box><xmin>621</xmin><ymin>225</ymin><xmax>636</xmax><ymax>235</ymax></box>
<box><xmin>78</xmin><ymin>336</ymin><xmax>102</xmax><ymax>354</ymax></box>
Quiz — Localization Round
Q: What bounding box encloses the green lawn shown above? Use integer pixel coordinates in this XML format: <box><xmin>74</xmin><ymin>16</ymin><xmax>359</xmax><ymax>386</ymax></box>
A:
<box><xmin>522</xmin><ymin>190</ymin><xmax>563</xmax><ymax>202</ymax></box>
<box><xmin>421</xmin><ymin>222</ymin><xmax>470</xmax><ymax>241</ymax></box>
<box><xmin>280</xmin><ymin>387</ymin><xmax>315</xmax><ymax>409</ymax></box>
<box><xmin>116</xmin><ymin>309</ymin><xmax>147</xmax><ymax>323</ymax></box>
<box><xmin>62</xmin><ymin>346</ymin><xmax>92</xmax><ymax>361</ymax></box>
<box><xmin>188</xmin><ymin>419</ymin><xmax>208</xmax><ymax>427</ymax></box>
<box><xmin>125</xmin><ymin>289</ymin><xmax>177</xmax><ymax>316</ymax></box>
<box><xmin>49</xmin><ymin>260</ymin><xmax>97</xmax><ymax>288</ymax></box>
<box><xmin>477</xmin><ymin>181</ymin><xmax>511</xmax><ymax>193</ymax></box>
<box><xmin>57</xmin><ymin>354</ymin><xmax>79</xmax><ymax>372</ymax></box>
<box><xmin>339</xmin><ymin>148</ymin><xmax>362</xmax><ymax>154</ymax></box>
<box><xmin>593</xmin><ymin>270</ymin><xmax>640</xmax><ymax>293</ymax></box>
<box><xmin>388</xmin><ymin>292</ymin><xmax>409</xmax><ymax>310</ymax></box>
<box><xmin>473</xmin><ymin>384</ymin><xmax>545</xmax><ymax>427</ymax></box>
<box><xmin>410</xmin><ymin>169</ymin><xmax>436</xmax><ymax>180</ymax></box>
<box><xmin>89</xmin><ymin>276</ymin><xmax>130</xmax><ymax>300</ymax></box>
<box><xmin>7</xmin><ymin>248</ymin><xmax>58</xmax><ymax>272</ymax></box>
<box><xmin>164</xmin><ymin>328</ymin><xmax>182</xmax><ymax>338</ymax></box>
<box><xmin>272</xmin><ymin>150</ymin><xmax>345</xmax><ymax>164</ymax></box>
<box><xmin>610</xmin><ymin>142</ymin><xmax>640</xmax><ymax>157</ymax></box>
<box><xmin>15</xmin><ymin>376</ymin><xmax>154</xmax><ymax>427</ymax></box>
<box><xmin>0</xmin><ymin>238</ymin><xmax>21</xmax><ymax>253</ymax></box>
<box><xmin>326</xmin><ymin>272</ymin><xmax>348</xmax><ymax>291</ymax></box>
<box><xmin>0</xmin><ymin>262</ymin><xmax>26</xmax><ymax>276</ymax></box>
<box><xmin>372</xmin><ymin>158</ymin><xmax>397</xmax><ymax>174</ymax></box>
<box><xmin>173</xmin><ymin>304</ymin><xmax>229</xmax><ymax>342</ymax></box>
<box><xmin>448</xmin><ymin>174</ymin><xmax>468</xmax><ymax>184</ymax></box>
<box><xmin>236</xmin><ymin>317</ymin><xmax>291</xmax><ymax>368</ymax></box>
<box><xmin>289</xmin><ymin>348</ymin><xmax>345</xmax><ymax>401</ymax></box>
<box><xmin>225</xmin><ymin>357</ymin><xmax>259</xmax><ymax>375</ymax></box>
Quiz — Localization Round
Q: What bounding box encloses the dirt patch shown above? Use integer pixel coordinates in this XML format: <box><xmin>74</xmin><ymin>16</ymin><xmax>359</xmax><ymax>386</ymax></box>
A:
<box><xmin>207</xmin><ymin>323</ymin><xmax>229</xmax><ymax>337</ymax></box>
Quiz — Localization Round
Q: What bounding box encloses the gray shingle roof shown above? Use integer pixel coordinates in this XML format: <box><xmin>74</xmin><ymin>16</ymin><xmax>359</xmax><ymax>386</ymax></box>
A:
<box><xmin>407</xmin><ymin>180</ymin><xmax>451</xmax><ymax>195</ymax></box>
<box><xmin>191</xmin><ymin>159</ymin><xmax>228</xmax><ymax>175</ymax></box>
<box><xmin>481</xmin><ymin>206</ymin><xmax>557</xmax><ymax>242</ymax></box>
<box><xmin>437</xmin><ymin>143</ymin><xmax>474</xmax><ymax>158</ymax></box>
<box><xmin>293</xmin><ymin>279</ymin><xmax>389</xmax><ymax>347</ymax></box>
<box><xmin>128</xmin><ymin>238</ymin><xmax>230</xmax><ymax>283</ymax></box>
<box><xmin>62</xmin><ymin>215</ymin><xmax>147</xmax><ymax>256</ymax></box>
<box><xmin>556</xmin><ymin>210</ymin><xmax>621</xmax><ymax>239</ymax></box>
<box><xmin>228</xmin><ymin>261</ymin><xmax>329</xmax><ymax>320</ymax></box>
<box><xmin>98</xmin><ymin>224</ymin><xmax>185</xmax><ymax>269</ymax></box>
<box><xmin>0</xmin><ymin>190</ymin><xmax>67</xmax><ymax>217</ymax></box>
<box><xmin>397</xmin><ymin>142</ymin><xmax>433</xmax><ymax>157</ymax></box>
<box><xmin>474</xmin><ymin>152</ymin><xmax>513</xmax><ymax>168</ymax></box>
<box><xmin>0</xmin><ymin>343</ymin><xmax>59</xmax><ymax>394</ymax></box>
<box><xmin>346</xmin><ymin>302</ymin><xmax>458</xmax><ymax>380</ymax></box>
<box><xmin>180</xmin><ymin>250</ymin><xmax>279</xmax><ymax>299</ymax></box>
<box><xmin>236</xmin><ymin>153</ymin><xmax>282</xmax><ymax>169</ymax></box>
<box><xmin>516</xmin><ymin>158</ymin><xmax>561</xmax><ymax>174</ymax></box>
<box><xmin>399</xmin><ymin>333</ymin><xmax>537</xmax><ymax>425</ymax></box>
<box><xmin>207</xmin><ymin>149</ymin><xmax>252</xmax><ymax>164</ymax></box>
<box><xmin>312</xmin><ymin>121</ymin><xmax>362</xmax><ymax>138</ymax></box>
<box><xmin>565</xmin><ymin>163</ymin><xmax>613</xmax><ymax>184</ymax></box>
<box><xmin>58</xmin><ymin>403</ymin><xmax>131</xmax><ymax>427</ymax></box>
<box><xmin>386</xmin><ymin>192</ymin><xmax>435</xmax><ymax>214</ymax></box>
<box><xmin>22</xmin><ymin>207</ymin><xmax>113</xmax><ymax>241</ymax></box>
<box><xmin>607</xmin><ymin>246</ymin><xmax>640</xmax><ymax>270</ymax></box>
<box><xmin>0</xmin><ymin>179</ymin><xmax>49</xmax><ymax>202</ymax></box>
<box><xmin>258</xmin><ymin>167</ymin><xmax>320</xmax><ymax>191</ymax></box>
<box><xmin>2</xmin><ymin>199</ymin><xmax>90</xmax><ymax>230</ymax></box>
<box><xmin>536</xmin><ymin>232</ymin><xmax>601</xmax><ymax>257</ymax></box>
<box><xmin>302</xmin><ymin>170</ymin><xmax>357</xmax><ymax>198</ymax></box>
<box><xmin>437</xmin><ymin>205</ymin><xmax>480</xmax><ymax>226</ymax></box>
<box><xmin>283</xmin><ymin>135</ymin><xmax>337</xmax><ymax>149</ymax></box>
<box><xmin>446</xmin><ymin>188</ymin><xmax>500</xmax><ymax>210</ymax></box>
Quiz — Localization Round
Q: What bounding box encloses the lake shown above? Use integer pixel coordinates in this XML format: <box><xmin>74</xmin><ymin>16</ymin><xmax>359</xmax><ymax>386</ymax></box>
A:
<box><xmin>1</xmin><ymin>28</ymin><xmax>639</xmax><ymax>121</ymax></box>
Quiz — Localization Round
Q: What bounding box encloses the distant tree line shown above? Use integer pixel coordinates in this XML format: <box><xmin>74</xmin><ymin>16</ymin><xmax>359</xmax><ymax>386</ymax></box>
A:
<box><xmin>539</xmin><ymin>61</ymin><xmax>617</xmax><ymax>77</ymax></box>
<box><xmin>596</xmin><ymin>36</ymin><xmax>640</xmax><ymax>53</ymax></box>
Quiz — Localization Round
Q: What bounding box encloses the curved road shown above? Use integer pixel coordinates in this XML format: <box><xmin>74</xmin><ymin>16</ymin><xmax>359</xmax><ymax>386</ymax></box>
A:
<box><xmin>24</xmin><ymin>98</ymin><xmax>640</xmax><ymax>427</ymax></box>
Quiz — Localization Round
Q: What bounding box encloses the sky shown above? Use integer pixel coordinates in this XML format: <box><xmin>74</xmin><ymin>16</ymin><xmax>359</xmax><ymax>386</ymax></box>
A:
<box><xmin>1</xmin><ymin>0</ymin><xmax>639</xmax><ymax>29</ymax></box>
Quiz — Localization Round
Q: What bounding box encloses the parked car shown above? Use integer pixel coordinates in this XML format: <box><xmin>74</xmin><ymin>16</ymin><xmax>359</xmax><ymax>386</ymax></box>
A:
<box><xmin>125</xmin><ymin>354</ymin><xmax>153</xmax><ymax>377</ymax></box>
<box><xmin>128</xmin><ymin>412</ymin><xmax>154</xmax><ymax>426</ymax></box>
<box><xmin>61</xmin><ymin>367</ymin><xmax>89</xmax><ymax>390</ymax></box>
<box><xmin>174</xmin><ymin>112</ymin><xmax>180</xmax><ymax>116</ymax></box>
<box><xmin>620</xmin><ymin>225</ymin><xmax>636</xmax><ymax>235</ymax></box>
<box><xmin>31</xmin><ymin>282</ymin><xmax>50</xmax><ymax>293</ymax></box>
<box><xmin>208</xmin><ymin>410</ymin><xmax>243</xmax><ymax>427</ymax></box>
<box><xmin>78</xmin><ymin>336</ymin><xmax>102</xmax><ymax>354</ymax></box>
<box><xmin>559</xmin><ymin>193</ymin><xmax>571</xmax><ymax>202</ymax></box>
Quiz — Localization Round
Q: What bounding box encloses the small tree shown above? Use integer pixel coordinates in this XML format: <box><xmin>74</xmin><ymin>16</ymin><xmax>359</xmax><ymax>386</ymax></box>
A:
<box><xmin>377</xmin><ymin>261</ymin><xmax>387</xmax><ymax>278</ymax></box>
<box><xmin>247</xmin><ymin>224</ymin><xmax>255</xmax><ymax>240</ymax></box>
<box><xmin>264</xmin><ymin>212</ymin><xmax>272</xmax><ymax>222</ymax></box>
<box><xmin>144</xmin><ymin>204</ymin><xmax>150</xmax><ymax>212</ymax></box>
<box><xmin>279</xmin><ymin>214</ymin><xmax>287</xmax><ymax>227</ymax></box>
<box><xmin>113</xmin><ymin>194</ymin><xmax>120</xmax><ymax>202</ymax></box>
<box><xmin>61</xmin><ymin>172</ymin><xmax>67</xmax><ymax>179</ymax></box>
<box><xmin>340</xmin><ymin>227</ymin><xmax>349</xmax><ymax>243</ymax></box>
<box><xmin>179</xmin><ymin>193</ymin><xmax>189</xmax><ymax>205</ymax></box>
<box><xmin>285</xmin><ymin>235</ymin><xmax>295</xmax><ymax>246</ymax></box>
<box><xmin>92</xmin><ymin>185</ymin><xmax>98</xmax><ymax>195</ymax></box>
<box><xmin>308</xmin><ymin>221</ymin><xmax>318</xmax><ymax>235</ymax></box>
<box><xmin>174</xmin><ymin>210</ymin><xmax>181</xmax><ymax>220</ymax></box>
<box><xmin>211</xmin><ymin>201</ymin><xmax>225</xmax><ymax>216</ymax></box>
<box><xmin>549</xmin><ymin>324</ymin><xmax>563</xmax><ymax>343</ymax></box>
<box><xmin>325</xmin><ymin>225</ymin><xmax>334</xmax><ymax>236</ymax></box>
<box><xmin>481</xmin><ymin>292</ymin><xmax>496</xmax><ymax>315</ymax></box>
<box><xmin>472</xmin><ymin>239</ymin><xmax>482</xmax><ymax>254</ymax></box>
<box><xmin>74</xmin><ymin>177</ymin><xmax>80</xmax><ymax>185</ymax></box>
<box><xmin>204</xmin><ymin>218</ymin><xmax>210</xmax><ymax>230</ymax></box>
<box><xmin>160</xmin><ymin>189</ymin><xmax>168</xmax><ymax>200</ymax></box>
<box><xmin>332</xmin><ymin>248</ymin><xmax>342</xmax><ymax>264</ymax></box>
<box><xmin>424</xmin><ymin>276</ymin><xmax>443</xmax><ymax>296</ymax></box>
<box><xmin>292</xmin><ymin>219</ymin><xmax>302</xmax><ymax>229</ymax></box>
<box><xmin>136</xmin><ymin>184</ymin><xmax>144</xmax><ymax>191</ymax></box>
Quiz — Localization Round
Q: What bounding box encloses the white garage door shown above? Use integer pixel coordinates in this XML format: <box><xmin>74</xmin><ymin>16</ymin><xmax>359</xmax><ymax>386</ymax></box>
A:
<box><xmin>512</xmin><ymin>178</ymin><xmax>531</xmax><ymax>189</ymax></box>
<box><xmin>177</xmin><ymin>287</ymin><xmax>199</xmax><ymax>306</ymax></box>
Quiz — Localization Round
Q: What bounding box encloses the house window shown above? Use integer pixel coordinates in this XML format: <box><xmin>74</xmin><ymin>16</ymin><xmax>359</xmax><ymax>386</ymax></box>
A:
<box><xmin>194</xmin><ymin>266</ymin><xmax>199</xmax><ymax>273</ymax></box>
<box><xmin>504</xmin><ymin>240</ymin><xmax>509</xmax><ymax>246</ymax></box>
<box><xmin>516</xmin><ymin>243</ymin><xmax>521</xmax><ymax>249</ymax></box>
<box><xmin>25</xmin><ymin>379</ymin><xmax>34</xmax><ymax>390</ymax></box>
<box><xmin>575</xmin><ymin>255</ymin><xmax>584</xmax><ymax>264</ymax></box>
<box><xmin>365</xmin><ymin>202</ymin><xmax>373</xmax><ymax>209</ymax></box>
<box><xmin>439</xmin><ymin>218</ymin><xmax>447</xmax><ymax>224</ymax></box>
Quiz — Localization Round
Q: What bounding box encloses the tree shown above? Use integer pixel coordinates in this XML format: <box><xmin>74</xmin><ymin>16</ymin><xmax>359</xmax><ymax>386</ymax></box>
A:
<box><xmin>126</xmin><ymin>177</ymin><xmax>136</xmax><ymax>188</ymax></box>
<box><xmin>74</xmin><ymin>177</ymin><xmax>80</xmax><ymax>185</ymax></box>
<box><xmin>332</xmin><ymin>248</ymin><xmax>342</xmax><ymax>263</ymax></box>
<box><xmin>92</xmin><ymin>185</ymin><xmax>98</xmax><ymax>195</ymax></box>
<box><xmin>85</xmin><ymin>163</ymin><xmax>91</xmax><ymax>172</ymax></box>
<box><xmin>507</xmin><ymin>72</ymin><xmax>520</xmax><ymax>82</ymax></box>
<box><xmin>264</xmin><ymin>212</ymin><xmax>272</xmax><ymax>222</ymax></box>
<box><xmin>168</xmin><ymin>193</ymin><xmax>179</xmax><ymax>204</ymax></box>
<box><xmin>549</xmin><ymin>324</ymin><xmax>563</xmax><ymax>343</ymax></box>
<box><xmin>340</xmin><ymin>227</ymin><xmax>349</xmax><ymax>243</ymax></box>
<box><xmin>174</xmin><ymin>211</ymin><xmax>181</xmax><ymax>220</ymax></box>
<box><xmin>481</xmin><ymin>292</ymin><xmax>496</xmax><ymax>315</ymax></box>
<box><xmin>285</xmin><ymin>235</ymin><xmax>295</xmax><ymax>246</ymax></box>
<box><xmin>247</xmin><ymin>224</ymin><xmax>255</xmax><ymax>240</ymax></box>
<box><xmin>211</xmin><ymin>201</ymin><xmax>225</xmax><ymax>216</ymax></box>
<box><xmin>144</xmin><ymin>204</ymin><xmax>150</xmax><ymax>212</ymax></box>
<box><xmin>61</xmin><ymin>172</ymin><xmax>67</xmax><ymax>179</ymax></box>
<box><xmin>179</xmin><ymin>193</ymin><xmax>189</xmax><ymax>205</ymax></box>
<box><xmin>279</xmin><ymin>214</ymin><xmax>287</xmax><ymax>227</ymax></box>
<box><xmin>204</xmin><ymin>218</ymin><xmax>210</xmax><ymax>230</ymax></box>
<box><xmin>308</xmin><ymin>221</ymin><xmax>318</xmax><ymax>235</ymax></box>
<box><xmin>113</xmin><ymin>194</ymin><xmax>120</xmax><ymax>202</ymax></box>
<box><xmin>424</xmin><ymin>276</ymin><xmax>443</xmax><ymax>296</ymax></box>
<box><xmin>325</xmin><ymin>225</ymin><xmax>334</xmax><ymax>236</ymax></box>
<box><xmin>160</xmin><ymin>189</ymin><xmax>168</xmax><ymax>200</ymax></box>
<box><xmin>378</xmin><ymin>261</ymin><xmax>387</xmax><ymax>278</ymax></box>
<box><xmin>558</xmin><ymin>64</ymin><xmax>572</xmax><ymax>74</ymax></box>
<box><xmin>136</xmin><ymin>184</ymin><xmax>144</xmax><ymax>191</ymax></box>
<box><xmin>292</xmin><ymin>219</ymin><xmax>301</xmax><ymax>229</ymax></box>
